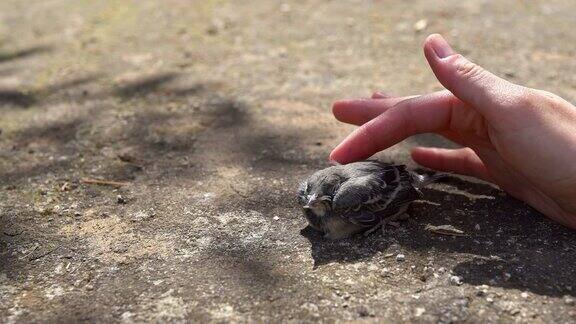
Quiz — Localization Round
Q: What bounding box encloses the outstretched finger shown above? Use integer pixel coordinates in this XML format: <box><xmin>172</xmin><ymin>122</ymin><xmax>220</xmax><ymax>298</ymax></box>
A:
<box><xmin>332</xmin><ymin>96</ymin><xmax>413</xmax><ymax>126</ymax></box>
<box><xmin>330</xmin><ymin>91</ymin><xmax>458</xmax><ymax>163</ymax></box>
<box><xmin>411</xmin><ymin>147</ymin><xmax>492</xmax><ymax>182</ymax></box>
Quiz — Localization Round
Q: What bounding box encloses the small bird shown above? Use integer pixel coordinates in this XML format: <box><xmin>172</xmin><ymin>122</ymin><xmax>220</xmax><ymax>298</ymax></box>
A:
<box><xmin>297</xmin><ymin>161</ymin><xmax>442</xmax><ymax>239</ymax></box>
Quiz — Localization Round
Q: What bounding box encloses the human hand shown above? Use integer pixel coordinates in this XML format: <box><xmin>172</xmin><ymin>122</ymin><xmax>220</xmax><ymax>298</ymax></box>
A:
<box><xmin>330</xmin><ymin>34</ymin><xmax>576</xmax><ymax>229</ymax></box>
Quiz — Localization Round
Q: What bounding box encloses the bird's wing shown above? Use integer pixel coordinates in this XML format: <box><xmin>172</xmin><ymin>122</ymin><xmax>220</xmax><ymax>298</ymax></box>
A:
<box><xmin>332</xmin><ymin>175</ymin><xmax>384</xmax><ymax>211</ymax></box>
<box><xmin>332</xmin><ymin>165</ymin><xmax>422</xmax><ymax>226</ymax></box>
<box><xmin>343</xmin><ymin>210</ymin><xmax>380</xmax><ymax>227</ymax></box>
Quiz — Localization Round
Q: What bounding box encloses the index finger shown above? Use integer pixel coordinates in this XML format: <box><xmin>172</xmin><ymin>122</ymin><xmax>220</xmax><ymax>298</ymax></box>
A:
<box><xmin>333</xmin><ymin>94</ymin><xmax>420</xmax><ymax>126</ymax></box>
<box><xmin>330</xmin><ymin>91</ymin><xmax>457</xmax><ymax>163</ymax></box>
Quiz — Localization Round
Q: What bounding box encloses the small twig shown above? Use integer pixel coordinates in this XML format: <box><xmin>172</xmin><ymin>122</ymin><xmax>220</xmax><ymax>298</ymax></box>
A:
<box><xmin>28</xmin><ymin>246</ymin><xmax>57</xmax><ymax>261</ymax></box>
<box><xmin>81</xmin><ymin>178</ymin><xmax>129</xmax><ymax>187</ymax></box>
<box><xmin>425</xmin><ymin>224</ymin><xmax>468</xmax><ymax>237</ymax></box>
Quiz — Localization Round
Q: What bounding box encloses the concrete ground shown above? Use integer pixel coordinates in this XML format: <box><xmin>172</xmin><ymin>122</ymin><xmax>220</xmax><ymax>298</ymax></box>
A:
<box><xmin>1</xmin><ymin>0</ymin><xmax>576</xmax><ymax>322</ymax></box>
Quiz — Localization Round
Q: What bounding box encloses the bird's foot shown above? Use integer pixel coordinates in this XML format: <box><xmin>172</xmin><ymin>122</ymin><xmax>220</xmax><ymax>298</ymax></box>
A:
<box><xmin>365</xmin><ymin>214</ymin><xmax>409</xmax><ymax>236</ymax></box>
<box><xmin>364</xmin><ymin>223</ymin><xmax>384</xmax><ymax>236</ymax></box>
<box><xmin>380</xmin><ymin>221</ymin><xmax>400</xmax><ymax>234</ymax></box>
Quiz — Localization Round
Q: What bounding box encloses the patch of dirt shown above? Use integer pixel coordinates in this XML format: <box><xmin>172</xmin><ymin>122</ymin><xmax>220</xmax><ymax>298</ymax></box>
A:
<box><xmin>1</xmin><ymin>0</ymin><xmax>576</xmax><ymax>322</ymax></box>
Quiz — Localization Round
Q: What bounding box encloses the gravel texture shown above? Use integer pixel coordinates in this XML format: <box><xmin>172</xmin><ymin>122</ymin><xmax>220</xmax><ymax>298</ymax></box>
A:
<box><xmin>1</xmin><ymin>0</ymin><xmax>576</xmax><ymax>322</ymax></box>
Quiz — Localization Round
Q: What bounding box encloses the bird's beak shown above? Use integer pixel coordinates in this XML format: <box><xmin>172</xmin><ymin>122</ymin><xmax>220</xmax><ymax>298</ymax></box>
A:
<box><xmin>304</xmin><ymin>197</ymin><xmax>320</xmax><ymax>209</ymax></box>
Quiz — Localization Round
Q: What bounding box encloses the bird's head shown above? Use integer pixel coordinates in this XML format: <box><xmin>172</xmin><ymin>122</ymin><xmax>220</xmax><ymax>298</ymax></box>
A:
<box><xmin>298</xmin><ymin>171</ymin><xmax>342</xmax><ymax>213</ymax></box>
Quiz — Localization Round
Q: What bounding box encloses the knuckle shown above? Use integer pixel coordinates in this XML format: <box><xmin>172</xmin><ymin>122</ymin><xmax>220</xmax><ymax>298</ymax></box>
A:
<box><xmin>502</xmin><ymin>87</ymin><xmax>529</xmax><ymax>108</ymax></box>
<box><xmin>532</xmin><ymin>89</ymin><xmax>563</xmax><ymax>105</ymax></box>
<box><xmin>454</xmin><ymin>55</ymin><xmax>486</xmax><ymax>81</ymax></box>
<box><xmin>508</xmin><ymin>86</ymin><xmax>539</xmax><ymax>109</ymax></box>
<box><xmin>491</xmin><ymin>85</ymin><xmax>535</xmax><ymax>110</ymax></box>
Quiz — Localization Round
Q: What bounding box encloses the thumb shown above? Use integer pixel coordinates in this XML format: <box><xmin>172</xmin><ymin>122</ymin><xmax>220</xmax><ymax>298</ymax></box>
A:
<box><xmin>423</xmin><ymin>34</ymin><xmax>525</xmax><ymax>116</ymax></box>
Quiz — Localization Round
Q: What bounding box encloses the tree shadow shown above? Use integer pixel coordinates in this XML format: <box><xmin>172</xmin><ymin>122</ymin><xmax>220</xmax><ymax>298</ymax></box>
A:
<box><xmin>299</xmin><ymin>176</ymin><xmax>576</xmax><ymax>297</ymax></box>
<box><xmin>0</xmin><ymin>68</ymin><xmax>208</xmax><ymax>109</ymax></box>
<box><xmin>113</xmin><ymin>73</ymin><xmax>179</xmax><ymax>99</ymax></box>
<box><xmin>0</xmin><ymin>70</ymin><xmax>228</xmax><ymax>185</ymax></box>
<box><xmin>0</xmin><ymin>90</ymin><xmax>36</xmax><ymax>107</ymax></box>
<box><xmin>0</xmin><ymin>45</ymin><xmax>52</xmax><ymax>107</ymax></box>
<box><xmin>0</xmin><ymin>75</ymin><xmax>100</xmax><ymax>109</ymax></box>
<box><xmin>12</xmin><ymin>118</ymin><xmax>82</xmax><ymax>149</ymax></box>
<box><xmin>0</xmin><ymin>46</ymin><xmax>51</xmax><ymax>64</ymax></box>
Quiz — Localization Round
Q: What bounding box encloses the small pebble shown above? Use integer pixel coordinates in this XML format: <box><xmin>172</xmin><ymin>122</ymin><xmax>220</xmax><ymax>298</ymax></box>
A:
<box><xmin>415</xmin><ymin>307</ymin><xmax>426</xmax><ymax>317</ymax></box>
<box><xmin>273</xmin><ymin>216</ymin><xmax>280</xmax><ymax>221</ymax></box>
<box><xmin>413</xmin><ymin>19</ymin><xmax>428</xmax><ymax>31</ymax></box>
<box><xmin>396</xmin><ymin>254</ymin><xmax>405</xmax><ymax>262</ymax></box>
<box><xmin>450</xmin><ymin>275</ymin><xmax>463</xmax><ymax>286</ymax></box>
<box><xmin>380</xmin><ymin>267</ymin><xmax>390</xmax><ymax>278</ymax></box>
<box><xmin>367</xmin><ymin>264</ymin><xmax>379</xmax><ymax>271</ymax></box>
<box><xmin>565</xmin><ymin>296</ymin><xmax>575</xmax><ymax>306</ymax></box>
<box><xmin>61</xmin><ymin>182</ymin><xmax>71</xmax><ymax>192</ymax></box>
<box><xmin>117</xmin><ymin>195</ymin><xmax>127</xmax><ymax>204</ymax></box>
<box><xmin>131</xmin><ymin>211</ymin><xmax>151</xmax><ymax>222</ymax></box>
<box><xmin>520</xmin><ymin>292</ymin><xmax>529</xmax><ymax>299</ymax></box>
<box><xmin>510</xmin><ymin>309</ymin><xmax>520</xmax><ymax>316</ymax></box>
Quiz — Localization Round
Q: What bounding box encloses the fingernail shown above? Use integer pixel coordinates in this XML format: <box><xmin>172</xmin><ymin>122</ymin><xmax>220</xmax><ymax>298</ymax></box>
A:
<box><xmin>329</xmin><ymin>148</ymin><xmax>345</xmax><ymax>165</ymax></box>
<box><xmin>328</xmin><ymin>152</ymin><xmax>340</xmax><ymax>164</ymax></box>
<box><xmin>372</xmin><ymin>91</ymin><xmax>390</xmax><ymax>99</ymax></box>
<box><xmin>428</xmin><ymin>34</ymin><xmax>455</xmax><ymax>59</ymax></box>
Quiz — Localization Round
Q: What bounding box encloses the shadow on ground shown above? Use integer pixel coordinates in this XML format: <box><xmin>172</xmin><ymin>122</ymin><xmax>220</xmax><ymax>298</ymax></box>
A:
<box><xmin>2</xmin><ymin>56</ymin><xmax>575</xmax><ymax>305</ymax></box>
<box><xmin>300</xmin><ymin>177</ymin><xmax>576</xmax><ymax>297</ymax></box>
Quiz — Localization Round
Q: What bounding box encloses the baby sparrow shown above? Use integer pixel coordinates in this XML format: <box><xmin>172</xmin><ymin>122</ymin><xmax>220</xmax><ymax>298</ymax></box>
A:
<box><xmin>297</xmin><ymin>161</ymin><xmax>442</xmax><ymax>239</ymax></box>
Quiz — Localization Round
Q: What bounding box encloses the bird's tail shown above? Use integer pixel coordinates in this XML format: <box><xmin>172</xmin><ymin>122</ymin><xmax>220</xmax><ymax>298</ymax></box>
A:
<box><xmin>411</xmin><ymin>172</ymin><xmax>448</xmax><ymax>189</ymax></box>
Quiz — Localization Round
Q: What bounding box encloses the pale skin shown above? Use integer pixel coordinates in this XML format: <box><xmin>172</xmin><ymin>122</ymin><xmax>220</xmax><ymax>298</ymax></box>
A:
<box><xmin>330</xmin><ymin>34</ymin><xmax>576</xmax><ymax>229</ymax></box>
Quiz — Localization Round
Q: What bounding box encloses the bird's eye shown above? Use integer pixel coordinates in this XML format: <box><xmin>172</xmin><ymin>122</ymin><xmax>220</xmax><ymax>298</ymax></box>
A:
<box><xmin>298</xmin><ymin>182</ymin><xmax>308</xmax><ymax>194</ymax></box>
